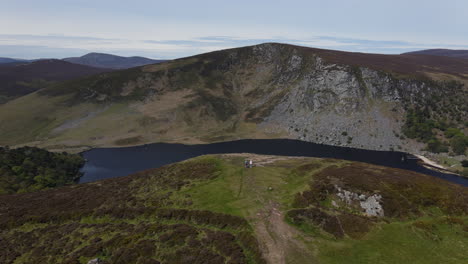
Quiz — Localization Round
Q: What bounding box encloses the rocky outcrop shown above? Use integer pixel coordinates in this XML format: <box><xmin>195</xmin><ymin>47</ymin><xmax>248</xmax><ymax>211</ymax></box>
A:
<box><xmin>87</xmin><ymin>258</ymin><xmax>101</xmax><ymax>264</ymax></box>
<box><xmin>261</xmin><ymin>62</ymin><xmax>406</xmax><ymax>151</ymax></box>
<box><xmin>360</xmin><ymin>194</ymin><xmax>384</xmax><ymax>217</ymax></box>
<box><xmin>245</xmin><ymin>44</ymin><xmax>466</xmax><ymax>152</ymax></box>
<box><xmin>335</xmin><ymin>185</ymin><xmax>384</xmax><ymax>217</ymax></box>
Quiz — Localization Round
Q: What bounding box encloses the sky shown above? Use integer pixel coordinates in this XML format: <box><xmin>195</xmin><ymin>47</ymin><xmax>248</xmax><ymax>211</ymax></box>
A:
<box><xmin>0</xmin><ymin>0</ymin><xmax>467</xmax><ymax>59</ymax></box>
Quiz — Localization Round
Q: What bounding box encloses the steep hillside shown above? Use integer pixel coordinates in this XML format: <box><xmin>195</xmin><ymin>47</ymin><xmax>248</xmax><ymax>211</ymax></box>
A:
<box><xmin>1</xmin><ymin>155</ymin><xmax>467</xmax><ymax>264</ymax></box>
<box><xmin>0</xmin><ymin>60</ymin><xmax>111</xmax><ymax>103</ymax></box>
<box><xmin>63</xmin><ymin>53</ymin><xmax>165</xmax><ymax>69</ymax></box>
<box><xmin>0</xmin><ymin>43</ymin><xmax>466</xmax><ymax>158</ymax></box>
<box><xmin>404</xmin><ymin>49</ymin><xmax>468</xmax><ymax>59</ymax></box>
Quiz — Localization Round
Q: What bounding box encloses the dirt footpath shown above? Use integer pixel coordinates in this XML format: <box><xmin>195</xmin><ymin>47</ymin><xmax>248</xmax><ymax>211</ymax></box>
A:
<box><xmin>254</xmin><ymin>201</ymin><xmax>316</xmax><ymax>264</ymax></box>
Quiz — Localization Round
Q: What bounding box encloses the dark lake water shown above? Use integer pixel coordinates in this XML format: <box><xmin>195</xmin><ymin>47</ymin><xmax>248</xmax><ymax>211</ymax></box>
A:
<box><xmin>80</xmin><ymin>139</ymin><xmax>468</xmax><ymax>187</ymax></box>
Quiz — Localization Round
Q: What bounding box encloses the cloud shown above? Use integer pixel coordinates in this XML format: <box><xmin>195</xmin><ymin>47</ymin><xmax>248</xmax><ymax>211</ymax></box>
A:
<box><xmin>1</xmin><ymin>34</ymin><xmax>467</xmax><ymax>60</ymax></box>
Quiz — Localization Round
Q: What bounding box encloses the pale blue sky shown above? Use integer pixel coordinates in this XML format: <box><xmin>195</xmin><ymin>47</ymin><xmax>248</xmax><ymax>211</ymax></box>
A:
<box><xmin>0</xmin><ymin>0</ymin><xmax>467</xmax><ymax>59</ymax></box>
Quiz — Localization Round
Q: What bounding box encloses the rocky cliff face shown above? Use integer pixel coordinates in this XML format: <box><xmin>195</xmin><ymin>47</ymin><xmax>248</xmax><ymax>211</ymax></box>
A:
<box><xmin>255</xmin><ymin>47</ymin><xmax>407</xmax><ymax>151</ymax></box>
<box><xmin>226</xmin><ymin>44</ymin><xmax>465</xmax><ymax>152</ymax></box>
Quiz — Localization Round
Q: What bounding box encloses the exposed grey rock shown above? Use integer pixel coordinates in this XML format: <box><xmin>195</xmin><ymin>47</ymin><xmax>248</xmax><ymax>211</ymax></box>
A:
<box><xmin>358</xmin><ymin>194</ymin><xmax>367</xmax><ymax>201</ymax></box>
<box><xmin>209</xmin><ymin>42</ymin><xmax>460</xmax><ymax>155</ymax></box>
<box><xmin>260</xmin><ymin>57</ymin><xmax>404</xmax><ymax>151</ymax></box>
<box><xmin>253</xmin><ymin>47</ymin><xmax>450</xmax><ymax>152</ymax></box>
<box><xmin>87</xmin><ymin>258</ymin><xmax>101</xmax><ymax>264</ymax></box>
<box><xmin>336</xmin><ymin>187</ymin><xmax>360</xmax><ymax>205</ymax></box>
<box><xmin>360</xmin><ymin>194</ymin><xmax>384</xmax><ymax>217</ymax></box>
<box><xmin>335</xmin><ymin>185</ymin><xmax>384</xmax><ymax>217</ymax></box>
<box><xmin>331</xmin><ymin>200</ymin><xmax>338</xmax><ymax>207</ymax></box>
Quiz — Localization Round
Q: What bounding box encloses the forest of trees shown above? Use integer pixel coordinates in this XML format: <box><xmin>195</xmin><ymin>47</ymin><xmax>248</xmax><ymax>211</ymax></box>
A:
<box><xmin>0</xmin><ymin>146</ymin><xmax>85</xmax><ymax>194</ymax></box>
<box><xmin>403</xmin><ymin>109</ymin><xmax>467</xmax><ymax>155</ymax></box>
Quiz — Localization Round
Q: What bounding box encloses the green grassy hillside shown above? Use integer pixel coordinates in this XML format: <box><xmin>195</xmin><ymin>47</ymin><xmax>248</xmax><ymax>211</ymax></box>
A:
<box><xmin>0</xmin><ymin>59</ymin><xmax>111</xmax><ymax>103</ymax></box>
<box><xmin>1</xmin><ymin>155</ymin><xmax>466</xmax><ymax>264</ymax></box>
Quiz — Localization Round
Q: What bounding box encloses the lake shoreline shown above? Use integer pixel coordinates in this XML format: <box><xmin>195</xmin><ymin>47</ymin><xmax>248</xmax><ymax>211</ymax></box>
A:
<box><xmin>79</xmin><ymin>139</ymin><xmax>468</xmax><ymax>187</ymax></box>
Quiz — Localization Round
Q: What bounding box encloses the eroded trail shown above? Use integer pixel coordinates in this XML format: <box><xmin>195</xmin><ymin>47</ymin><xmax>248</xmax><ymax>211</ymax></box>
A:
<box><xmin>230</xmin><ymin>154</ymin><xmax>316</xmax><ymax>264</ymax></box>
<box><xmin>254</xmin><ymin>201</ymin><xmax>316</xmax><ymax>264</ymax></box>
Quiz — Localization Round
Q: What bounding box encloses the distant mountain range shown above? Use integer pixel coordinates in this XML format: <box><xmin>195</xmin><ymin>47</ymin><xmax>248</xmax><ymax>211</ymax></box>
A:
<box><xmin>63</xmin><ymin>53</ymin><xmax>166</xmax><ymax>69</ymax></box>
<box><xmin>403</xmin><ymin>49</ymin><xmax>468</xmax><ymax>59</ymax></box>
<box><xmin>0</xmin><ymin>53</ymin><xmax>165</xmax><ymax>69</ymax></box>
<box><xmin>0</xmin><ymin>53</ymin><xmax>165</xmax><ymax>103</ymax></box>
<box><xmin>0</xmin><ymin>58</ymin><xmax>29</xmax><ymax>65</ymax></box>
<box><xmin>0</xmin><ymin>59</ymin><xmax>111</xmax><ymax>103</ymax></box>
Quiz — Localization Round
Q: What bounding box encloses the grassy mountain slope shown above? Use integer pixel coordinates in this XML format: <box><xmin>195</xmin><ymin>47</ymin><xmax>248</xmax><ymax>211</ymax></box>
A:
<box><xmin>1</xmin><ymin>155</ymin><xmax>467</xmax><ymax>264</ymax></box>
<box><xmin>0</xmin><ymin>60</ymin><xmax>111</xmax><ymax>103</ymax></box>
<box><xmin>0</xmin><ymin>43</ymin><xmax>466</xmax><ymax>157</ymax></box>
<box><xmin>63</xmin><ymin>53</ymin><xmax>165</xmax><ymax>69</ymax></box>
<box><xmin>404</xmin><ymin>49</ymin><xmax>468</xmax><ymax>60</ymax></box>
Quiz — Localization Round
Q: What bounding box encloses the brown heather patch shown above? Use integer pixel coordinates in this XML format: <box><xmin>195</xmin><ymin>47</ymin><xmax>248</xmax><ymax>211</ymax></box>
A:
<box><xmin>286</xmin><ymin>206</ymin><xmax>374</xmax><ymax>239</ymax></box>
<box><xmin>286</xmin><ymin>161</ymin><xmax>467</xmax><ymax>242</ymax></box>
<box><xmin>0</xmin><ymin>60</ymin><xmax>112</xmax><ymax>101</ymax></box>
<box><xmin>0</xmin><ymin>158</ymin><xmax>265</xmax><ymax>264</ymax></box>
<box><xmin>294</xmin><ymin>162</ymin><xmax>468</xmax><ymax>218</ymax></box>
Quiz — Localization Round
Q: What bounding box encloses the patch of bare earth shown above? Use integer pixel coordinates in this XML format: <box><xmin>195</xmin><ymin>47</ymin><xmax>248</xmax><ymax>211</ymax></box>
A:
<box><xmin>255</xmin><ymin>201</ymin><xmax>316</xmax><ymax>264</ymax></box>
<box><xmin>221</xmin><ymin>153</ymin><xmax>304</xmax><ymax>166</ymax></box>
<box><xmin>224</xmin><ymin>153</ymin><xmax>316</xmax><ymax>263</ymax></box>
<box><xmin>51</xmin><ymin>107</ymin><xmax>108</xmax><ymax>134</ymax></box>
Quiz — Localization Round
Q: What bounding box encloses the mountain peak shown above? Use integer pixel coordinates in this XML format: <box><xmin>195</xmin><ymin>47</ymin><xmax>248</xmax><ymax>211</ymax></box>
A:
<box><xmin>81</xmin><ymin>52</ymin><xmax>124</xmax><ymax>58</ymax></box>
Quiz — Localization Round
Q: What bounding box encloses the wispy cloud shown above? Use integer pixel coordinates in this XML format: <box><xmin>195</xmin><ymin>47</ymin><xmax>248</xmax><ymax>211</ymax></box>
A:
<box><xmin>1</xmin><ymin>34</ymin><xmax>467</xmax><ymax>60</ymax></box>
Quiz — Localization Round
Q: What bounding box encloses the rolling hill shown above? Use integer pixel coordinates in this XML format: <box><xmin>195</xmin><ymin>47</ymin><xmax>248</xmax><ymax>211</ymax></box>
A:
<box><xmin>404</xmin><ymin>49</ymin><xmax>468</xmax><ymax>59</ymax></box>
<box><xmin>1</xmin><ymin>154</ymin><xmax>467</xmax><ymax>263</ymax></box>
<box><xmin>0</xmin><ymin>59</ymin><xmax>112</xmax><ymax>103</ymax></box>
<box><xmin>63</xmin><ymin>53</ymin><xmax>166</xmax><ymax>69</ymax></box>
<box><xmin>0</xmin><ymin>43</ymin><xmax>466</xmax><ymax>158</ymax></box>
